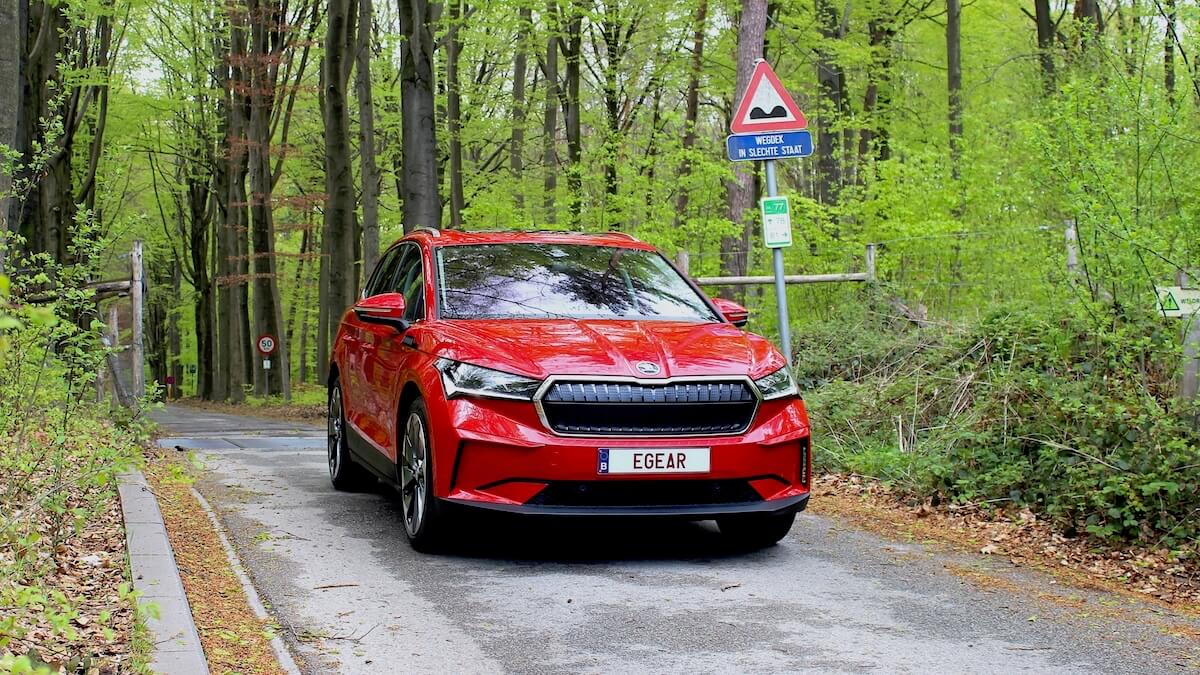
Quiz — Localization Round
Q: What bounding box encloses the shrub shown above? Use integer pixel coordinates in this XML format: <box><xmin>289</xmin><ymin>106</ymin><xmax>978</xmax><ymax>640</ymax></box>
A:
<box><xmin>800</xmin><ymin>290</ymin><xmax>1200</xmax><ymax>545</ymax></box>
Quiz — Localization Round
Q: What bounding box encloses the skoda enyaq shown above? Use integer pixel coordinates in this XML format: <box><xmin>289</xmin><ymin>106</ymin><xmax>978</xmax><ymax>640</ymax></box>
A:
<box><xmin>327</xmin><ymin>229</ymin><xmax>811</xmax><ymax>551</ymax></box>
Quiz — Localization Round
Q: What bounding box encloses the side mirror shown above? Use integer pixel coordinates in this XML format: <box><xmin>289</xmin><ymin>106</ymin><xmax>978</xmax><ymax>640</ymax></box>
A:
<box><xmin>354</xmin><ymin>292</ymin><xmax>409</xmax><ymax>330</ymax></box>
<box><xmin>711</xmin><ymin>297</ymin><xmax>749</xmax><ymax>327</ymax></box>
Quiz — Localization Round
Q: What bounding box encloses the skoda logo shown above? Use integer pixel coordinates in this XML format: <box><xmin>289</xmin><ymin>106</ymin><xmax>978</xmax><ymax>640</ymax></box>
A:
<box><xmin>635</xmin><ymin>361</ymin><xmax>661</xmax><ymax>376</ymax></box>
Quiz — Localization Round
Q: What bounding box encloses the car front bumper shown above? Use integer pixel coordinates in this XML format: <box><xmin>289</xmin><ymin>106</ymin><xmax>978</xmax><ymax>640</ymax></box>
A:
<box><xmin>426</xmin><ymin>394</ymin><xmax>812</xmax><ymax>518</ymax></box>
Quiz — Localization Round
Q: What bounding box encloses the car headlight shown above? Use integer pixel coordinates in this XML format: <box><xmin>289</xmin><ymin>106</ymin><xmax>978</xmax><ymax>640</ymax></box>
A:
<box><xmin>435</xmin><ymin>358</ymin><xmax>541</xmax><ymax>401</ymax></box>
<box><xmin>754</xmin><ymin>367</ymin><xmax>799</xmax><ymax>400</ymax></box>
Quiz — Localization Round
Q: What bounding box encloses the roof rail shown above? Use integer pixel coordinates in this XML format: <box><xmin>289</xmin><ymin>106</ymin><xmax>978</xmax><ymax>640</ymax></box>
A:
<box><xmin>605</xmin><ymin>231</ymin><xmax>639</xmax><ymax>242</ymax></box>
<box><xmin>412</xmin><ymin>226</ymin><xmax>441</xmax><ymax>237</ymax></box>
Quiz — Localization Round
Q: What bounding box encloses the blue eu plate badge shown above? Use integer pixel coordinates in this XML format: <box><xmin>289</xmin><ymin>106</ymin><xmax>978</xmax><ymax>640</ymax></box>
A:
<box><xmin>597</xmin><ymin>449</ymin><xmax>610</xmax><ymax>474</ymax></box>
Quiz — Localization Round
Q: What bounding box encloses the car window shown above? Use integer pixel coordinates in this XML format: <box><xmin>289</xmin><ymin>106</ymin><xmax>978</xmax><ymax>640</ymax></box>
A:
<box><xmin>436</xmin><ymin>244</ymin><xmax>719</xmax><ymax>321</ymax></box>
<box><xmin>364</xmin><ymin>247</ymin><xmax>403</xmax><ymax>297</ymax></box>
<box><xmin>391</xmin><ymin>245</ymin><xmax>426</xmax><ymax>321</ymax></box>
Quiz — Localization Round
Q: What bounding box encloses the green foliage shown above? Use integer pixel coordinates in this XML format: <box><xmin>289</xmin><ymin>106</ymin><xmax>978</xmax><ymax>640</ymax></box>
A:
<box><xmin>0</xmin><ymin>224</ymin><xmax>149</xmax><ymax>666</ymax></box>
<box><xmin>801</xmin><ymin>291</ymin><xmax>1200</xmax><ymax>546</ymax></box>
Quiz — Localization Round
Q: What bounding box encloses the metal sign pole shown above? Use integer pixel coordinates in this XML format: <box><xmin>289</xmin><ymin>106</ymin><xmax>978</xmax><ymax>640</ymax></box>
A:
<box><xmin>765</xmin><ymin>160</ymin><xmax>792</xmax><ymax>367</ymax></box>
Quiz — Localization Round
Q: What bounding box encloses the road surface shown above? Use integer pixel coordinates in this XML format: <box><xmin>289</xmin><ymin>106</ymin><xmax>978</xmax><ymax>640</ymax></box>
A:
<box><xmin>153</xmin><ymin>405</ymin><xmax>1198</xmax><ymax>674</ymax></box>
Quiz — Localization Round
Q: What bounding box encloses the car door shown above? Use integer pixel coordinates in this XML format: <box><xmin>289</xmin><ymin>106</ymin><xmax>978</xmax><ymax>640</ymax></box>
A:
<box><xmin>360</xmin><ymin>243</ymin><xmax>427</xmax><ymax>461</ymax></box>
<box><xmin>344</xmin><ymin>246</ymin><xmax>404</xmax><ymax>444</ymax></box>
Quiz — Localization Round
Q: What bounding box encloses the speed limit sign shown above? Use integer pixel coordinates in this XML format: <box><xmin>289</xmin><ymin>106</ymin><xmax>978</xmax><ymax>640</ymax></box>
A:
<box><xmin>256</xmin><ymin>334</ymin><xmax>277</xmax><ymax>356</ymax></box>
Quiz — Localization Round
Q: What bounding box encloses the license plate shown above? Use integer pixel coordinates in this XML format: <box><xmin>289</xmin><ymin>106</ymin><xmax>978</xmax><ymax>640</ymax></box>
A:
<box><xmin>597</xmin><ymin>448</ymin><xmax>710</xmax><ymax>475</ymax></box>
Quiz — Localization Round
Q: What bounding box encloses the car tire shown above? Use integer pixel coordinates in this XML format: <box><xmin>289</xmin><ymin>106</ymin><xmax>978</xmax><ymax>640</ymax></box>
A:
<box><xmin>717</xmin><ymin>512</ymin><xmax>796</xmax><ymax>549</ymax></box>
<box><xmin>398</xmin><ymin>397</ymin><xmax>448</xmax><ymax>552</ymax></box>
<box><xmin>328</xmin><ymin>379</ymin><xmax>371</xmax><ymax>491</ymax></box>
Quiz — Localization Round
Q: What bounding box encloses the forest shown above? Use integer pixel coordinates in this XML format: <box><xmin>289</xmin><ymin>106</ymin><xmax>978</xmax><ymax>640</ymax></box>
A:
<box><xmin>1</xmin><ymin>0</ymin><xmax>1195</xmax><ymax>404</ymax></box>
<box><xmin>4</xmin><ymin>0</ymin><xmax>1200</xmax><ymax>537</ymax></box>
<box><xmin>4</xmin><ymin>2</ymin><xmax>1200</xmax><ymax>667</ymax></box>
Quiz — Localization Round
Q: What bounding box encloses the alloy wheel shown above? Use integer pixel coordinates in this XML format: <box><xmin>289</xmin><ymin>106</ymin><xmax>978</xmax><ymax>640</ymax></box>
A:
<box><xmin>328</xmin><ymin>388</ymin><xmax>343</xmax><ymax>479</ymax></box>
<box><xmin>400</xmin><ymin>411</ymin><xmax>428</xmax><ymax>536</ymax></box>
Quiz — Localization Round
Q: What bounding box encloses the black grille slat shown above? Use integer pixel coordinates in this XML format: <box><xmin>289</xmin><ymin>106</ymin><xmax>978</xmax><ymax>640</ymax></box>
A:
<box><xmin>529</xmin><ymin>479</ymin><xmax>763</xmax><ymax>507</ymax></box>
<box><xmin>541</xmin><ymin>380</ymin><xmax>757</xmax><ymax>435</ymax></box>
<box><xmin>544</xmin><ymin>381</ymin><xmax>755</xmax><ymax>403</ymax></box>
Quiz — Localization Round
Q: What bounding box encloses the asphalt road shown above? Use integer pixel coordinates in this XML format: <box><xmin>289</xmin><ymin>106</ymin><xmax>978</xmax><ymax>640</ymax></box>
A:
<box><xmin>153</xmin><ymin>405</ymin><xmax>1199</xmax><ymax>674</ymax></box>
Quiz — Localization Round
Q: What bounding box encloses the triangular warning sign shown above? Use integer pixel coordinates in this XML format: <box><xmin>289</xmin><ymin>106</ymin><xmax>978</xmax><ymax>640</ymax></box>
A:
<box><xmin>1161</xmin><ymin>291</ymin><xmax>1181</xmax><ymax>312</ymax></box>
<box><xmin>731</xmin><ymin>60</ymin><xmax>808</xmax><ymax>134</ymax></box>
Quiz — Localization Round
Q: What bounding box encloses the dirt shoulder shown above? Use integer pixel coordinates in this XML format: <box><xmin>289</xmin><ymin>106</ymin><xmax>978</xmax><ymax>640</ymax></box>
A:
<box><xmin>810</xmin><ymin>473</ymin><xmax>1200</xmax><ymax>613</ymax></box>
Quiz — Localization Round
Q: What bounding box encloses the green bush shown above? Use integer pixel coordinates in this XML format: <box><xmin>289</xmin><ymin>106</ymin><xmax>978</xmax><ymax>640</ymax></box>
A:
<box><xmin>800</xmin><ymin>290</ymin><xmax>1200</xmax><ymax>546</ymax></box>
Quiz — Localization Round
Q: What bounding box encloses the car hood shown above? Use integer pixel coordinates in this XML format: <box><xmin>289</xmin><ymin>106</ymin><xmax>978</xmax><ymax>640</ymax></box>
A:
<box><xmin>424</xmin><ymin>319</ymin><xmax>786</xmax><ymax>380</ymax></box>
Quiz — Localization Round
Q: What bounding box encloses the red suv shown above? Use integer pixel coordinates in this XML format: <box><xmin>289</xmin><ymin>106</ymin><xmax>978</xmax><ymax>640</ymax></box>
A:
<box><xmin>328</xmin><ymin>229</ymin><xmax>811</xmax><ymax>551</ymax></box>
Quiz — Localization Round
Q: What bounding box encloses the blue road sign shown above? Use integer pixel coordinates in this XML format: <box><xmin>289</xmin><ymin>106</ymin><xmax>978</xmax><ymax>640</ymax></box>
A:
<box><xmin>726</xmin><ymin>130</ymin><xmax>813</xmax><ymax>162</ymax></box>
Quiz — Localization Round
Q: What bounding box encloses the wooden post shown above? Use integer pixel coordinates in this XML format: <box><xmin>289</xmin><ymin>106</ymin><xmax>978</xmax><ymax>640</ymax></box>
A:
<box><xmin>865</xmin><ymin>243</ymin><xmax>877</xmax><ymax>282</ymax></box>
<box><xmin>97</xmin><ymin>304</ymin><xmax>117</xmax><ymax>403</ymax></box>
<box><xmin>675</xmin><ymin>250</ymin><xmax>690</xmax><ymax>276</ymax></box>
<box><xmin>130</xmin><ymin>241</ymin><xmax>145</xmax><ymax>401</ymax></box>
<box><xmin>103</xmin><ymin>304</ymin><xmax>132</xmax><ymax>408</ymax></box>
<box><xmin>1177</xmin><ymin>270</ymin><xmax>1200</xmax><ymax>402</ymax></box>
<box><xmin>1064</xmin><ymin>220</ymin><xmax>1079</xmax><ymax>277</ymax></box>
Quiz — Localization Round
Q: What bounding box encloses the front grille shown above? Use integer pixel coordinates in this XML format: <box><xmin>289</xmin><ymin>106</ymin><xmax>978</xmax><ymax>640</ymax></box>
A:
<box><xmin>528</xmin><ymin>479</ymin><xmax>763</xmax><ymax>507</ymax></box>
<box><xmin>539</xmin><ymin>380</ymin><xmax>758</xmax><ymax>435</ymax></box>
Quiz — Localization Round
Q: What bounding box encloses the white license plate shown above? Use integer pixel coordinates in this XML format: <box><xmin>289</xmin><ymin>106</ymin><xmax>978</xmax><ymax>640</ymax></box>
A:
<box><xmin>597</xmin><ymin>448</ymin><xmax>710</xmax><ymax>475</ymax></box>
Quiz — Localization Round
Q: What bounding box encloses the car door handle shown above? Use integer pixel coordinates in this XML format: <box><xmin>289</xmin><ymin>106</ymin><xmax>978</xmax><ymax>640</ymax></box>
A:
<box><xmin>401</xmin><ymin>335</ymin><xmax>417</xmax><ymax>349</ymax></box>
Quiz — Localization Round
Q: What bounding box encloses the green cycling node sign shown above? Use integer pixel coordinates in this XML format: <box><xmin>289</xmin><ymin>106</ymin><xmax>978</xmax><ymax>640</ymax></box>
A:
<box><xmin>760</xmin><ymin>196</ymin><xmax>792</xmax><ymax>249</ymax></box>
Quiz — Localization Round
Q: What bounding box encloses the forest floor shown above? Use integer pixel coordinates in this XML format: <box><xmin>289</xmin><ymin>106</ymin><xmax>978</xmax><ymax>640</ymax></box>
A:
<box><xmin>174</xmin><ymin>392</ymin><xmax>325</xmax><ymax>426</ymax></box>
<box><xmin>0</xmin><ymin>484</ymin><xmax>143</xmax><ymax>672</ymax></box>
<box><xmin>811</xmin><ymin>474</ymin><xmax>1200</xmax><ymax>612</ymax></box>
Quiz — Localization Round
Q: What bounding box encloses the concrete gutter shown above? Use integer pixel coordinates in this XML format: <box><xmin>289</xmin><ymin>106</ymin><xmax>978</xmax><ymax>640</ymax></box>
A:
<box><xmin>118</xmin><ymin>471</ymin><xmax>210</xmax><ymax>675</ymax></box>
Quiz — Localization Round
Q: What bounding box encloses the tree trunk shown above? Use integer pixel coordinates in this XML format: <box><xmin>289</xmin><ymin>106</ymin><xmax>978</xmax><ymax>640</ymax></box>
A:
<box><xmin>672</xmin><ymin>0</ymin><xmax>707</xmax><ymax>229</ymax></box>
<box><xmin>1034</xmin><ymin>0</ymin><xmax>1055</xmax><ymax>95</ymax></box>
<box><xmin>600</xmin><ymin>13</ymin><xmax>618</xmax><ymax>215</ymax></box>
<box><xmin>541</xmin><ymin>0</ymin><xmax>559</xmax><ymax>225</ymax></box>
<box><xmin>222</xmin><ymin>20</ymin><xmax>251</xmax><ymax>403</ymax></box>
<box><xmin>562</xmin><ymin>1</ymin><xmax>583</xmax><ymax>228</ymax></box>
<box><xmin>320</xmin><ymin>0</ymin><xmax>359</xmax><ymax>375</ymax></box>
<box><xmin>170</xmin><ymin>257</ymin><xmax>183</xmax><ymax>399</ymax></box>
<box><xmin>859</xmin><ymin>13</ymin><xmax>896</xmax><ymax>171</ymax></box>
<box><xmin>1073</xmin><ymin>0</ymin><xmax>1103</xmax><ymax>47</ymax></box>
<box><xmin>814</xmin><ymin>0</ymin><xmax>846</xmax><ymax>206</ymax></box>
<box><xmin>445</xmin><ymin>0</ymin><xmax>465</xmax><ymax>229</ymax></box>
<box><xmin>723</xmin><ymin>0</ymin><xmax>767</xmax><ymax>286</ymax></box>
<box><xmin>0</xmin><ymin>0</ymin><xmax>20</xmax><ymax>269</ymax></box>
<box><xmin>946</xmin><ymin>0</ymin><xmax>963</xmax><ymax>183</ymax></box>
<box><xmin>357</xmin><ymin>0</ymin><xmax>383</xmax><ymax>273</ymax></box>
<box><xmin>1164</xmin><ymin>0</ymin><xmax>1176</xmax><ymax>105</ymax></box>
<box><xmin>20</xmin><ymin>2</ymin><xmax>74</xmax><ymax>262</ymax></box>
<box><xmin>510</xmin><ymin>5</ymin><xmax>532</xmax><ymax>212</ymax></box>
<box><xmin>246</xmin><ymin>0</ymin><xmax>290</xmax><ymax>400</ymax></box>
<box><xmin>399</xmin><ymin>0</ymin><xmax>442</xmax><ymax>232</ymax></box>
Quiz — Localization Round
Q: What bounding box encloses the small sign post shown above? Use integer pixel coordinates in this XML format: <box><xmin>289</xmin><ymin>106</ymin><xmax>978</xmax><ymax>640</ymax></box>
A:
<box><xmin>256</xmin><ymin>334</ymin><xmax>278</xmax><ymax>397</ymax></box>
<box><xmin>1157</xmin><ymin>287</ymin><xmax>1200</xmax><ymax>318</ymax></box>
<box><xmin>728</xmin><ymin>59</ymin><xmax>808</xmax><ymax>366</ymax></box>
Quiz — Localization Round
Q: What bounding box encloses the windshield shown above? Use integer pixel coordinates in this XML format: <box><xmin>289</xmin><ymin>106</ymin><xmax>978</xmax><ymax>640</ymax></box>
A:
<box><xmin>435</xmin><ymin>243</ymin><xmax>720</xmax><ymax>321</ymax></box>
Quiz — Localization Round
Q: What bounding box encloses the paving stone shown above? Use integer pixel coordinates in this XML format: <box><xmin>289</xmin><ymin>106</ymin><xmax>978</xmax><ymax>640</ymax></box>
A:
<box><xmin>143</xmin><ymin>593</ymin><xmax>204</xmax><ymax>652</ymax></box>
<box><xmin>130</xmin><ymin>553</ymin><xmax>186</xmax><ymax>599</ymax></box>
<box><xmin>117</xmin><ymin>485</ymin><xmax>164</xmax><ymax>524</ymax></box>
<box><xmin>150</xmin><ymin>648</ymin><xmax>211</xmax><ymax>675</ymax></box>
<box><xmin>126</xmin><ymin>522</ymin><xmax>172</xmax><ymax>555</ymax></box>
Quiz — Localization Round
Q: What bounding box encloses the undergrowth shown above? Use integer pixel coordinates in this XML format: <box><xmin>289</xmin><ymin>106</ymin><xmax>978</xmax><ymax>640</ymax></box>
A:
<box><xmin>798</xmin><ymin>288</ymin><xmax>1200</xmax><ymax>547</ymax></box>
<box><xmin>0</xmin><ymin>226</ymin><xmax>151</xmax><ymax>672</ymax></box>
